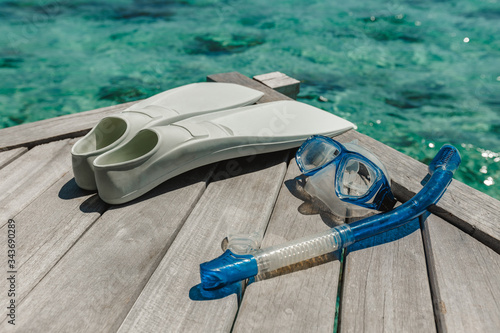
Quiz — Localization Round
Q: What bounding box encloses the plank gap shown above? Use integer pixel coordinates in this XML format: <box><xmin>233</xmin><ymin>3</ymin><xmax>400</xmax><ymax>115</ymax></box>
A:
<box><xmin>334</xmin><ymin>248</ymin><xmax>348</xmax><ymax>333</ymax></box>
<box><xmin>117</xmin><ymin>153</ymin><xmax>288</xmax><ymax>332</ymax></box>
<box><xmin>14</xmin><ymin>206</ymin><xmax>107</xmax><ymax>307</ymax></box>
<box><xmin>0</xmin><ymin>139</ymin><xmax>75</xmax><ymax>230</ymax></box>
<box><xmin>419</xmin><ymin>214</ymin><xmax>444</xmax><ymax>333</ymax></box>
<box><xmin>418</xmin><ymin>213</ymin><xmax>500</xmax><ymax>332</ymax></box>
<box><xmin>118</xmin><ymin>165</ymin><xmax>214</xmax><ymax>314</ymax></box>
<box><xmin>0</xmin><ymin>147</ymin><xmax>28</xmax><ymax>170</ymax></box>
<box><xmin>249</xmin><ymin>151</ymin><xmax>293</xmax><ymax>247</ymax></box>
<box><xmin>232</xmin><ymin>156</ymin><xmax>341</xmax><ymax>332</ymax></box>
<box><xmin>0</xmin><ymin>101</ymin><xmax>137</xmax><ymax>151</ymax></box>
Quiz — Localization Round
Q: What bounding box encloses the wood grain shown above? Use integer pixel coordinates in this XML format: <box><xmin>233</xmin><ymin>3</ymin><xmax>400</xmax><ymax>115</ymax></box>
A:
<box><xmin>253</xmin><ymin>72</ymin><xmax>300</xmax><ymax>100</ymax></box>
<box><xmin>421</xmin><ymin>214</ymin><xmax>500</xmax><ymax>333</ymax></box>
<box><xmin>233</xmin><ymin>159</ymin><xmax>342</xmax><ymax>333</ymax></box>
<box><xmin>2</xmin><ymin>173</ymin><xmax>106</xmax><ymax>302</ymax></box>
<box><xmin>0</xmin><ymin>139</ymin><xmax>73</xmax><ymax>229</ymax></box>
<box><xmin>207</xmin><ymin>72</ymin><xmax>295</xmax><ymax>103</ymax></box>
<box><xmin>0</xmin><ymin>172</ymin><xmax>108</xmax><ymax>333</ymax></box>
<box><xmin>340</xmin><ymin>217</ymin><xmax>435</xmax><ymax>332</ymax></box>
<box><xmin>117</xmin><ymin>152</ymin><xmax>288</xmax><ymax>333</ymax></box>
<box><xmin>0</xmin><ymin>101</ymin><xmax>136</xmax><ymax>151</ymax></box>
<box><xmin>0</xmin><ymin>147</ymin><xmax>27</xmax><ymax>169</ymax></box>
<box><xmin>7</xmin><ymin>165</ymin><xmax>214</xmax><ymax>332</ymax></box>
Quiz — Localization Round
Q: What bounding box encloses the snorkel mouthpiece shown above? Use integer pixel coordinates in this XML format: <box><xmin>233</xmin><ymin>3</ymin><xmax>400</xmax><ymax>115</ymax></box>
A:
<box><xmin>200</xmin><ymin>250</ymin><xmax>258</xmax><ymax>290</ymax></box>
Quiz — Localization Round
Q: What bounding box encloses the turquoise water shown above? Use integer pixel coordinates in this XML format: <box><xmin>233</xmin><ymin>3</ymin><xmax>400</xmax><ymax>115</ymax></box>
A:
<box><xmin>0</xmin><ymin>0</ymin><xmax>499</xmax><ymax>199</ymax></box>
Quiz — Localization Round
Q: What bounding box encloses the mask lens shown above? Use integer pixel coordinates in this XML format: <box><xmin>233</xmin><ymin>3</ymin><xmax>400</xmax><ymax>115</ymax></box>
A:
<box><xmin>340</xmin><ymin>160</ymin><xmax>376</xmax><ymax>197</ymax></box>
<box><xmin>299</xmin><ymin>140</ymin><xmax>340</xmax><ymax>173</ymax></box>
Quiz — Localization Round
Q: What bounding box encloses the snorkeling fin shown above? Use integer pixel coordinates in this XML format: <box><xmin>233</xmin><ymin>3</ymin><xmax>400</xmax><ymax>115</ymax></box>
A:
<box><xmin>93</xmin><ymin>100</ymin><xmax>356</xmax><ymax>204</ymax></box>
<box><xmin>71</xmin><ymin>82</ymin><xmax>264</xmax><ymax>190</ymax></box>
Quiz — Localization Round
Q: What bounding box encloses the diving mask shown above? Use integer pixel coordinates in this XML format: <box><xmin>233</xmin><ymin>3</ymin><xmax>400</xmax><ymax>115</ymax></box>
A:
<box><xmin>296</xmin><ymin>135</ymin><xmax>396</xmax><ymax>218</ymax></box>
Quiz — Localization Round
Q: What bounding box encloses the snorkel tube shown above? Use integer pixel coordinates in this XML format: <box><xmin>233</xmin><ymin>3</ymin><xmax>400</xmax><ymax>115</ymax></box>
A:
<box><xmin>199</xmin><ymin>145</ymin><xmax>461</xmax><ymax>290</ymax></box>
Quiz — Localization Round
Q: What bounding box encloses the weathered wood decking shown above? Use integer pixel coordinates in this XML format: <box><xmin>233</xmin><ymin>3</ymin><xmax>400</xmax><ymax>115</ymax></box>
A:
<box><xmin>0</xmin><ymin>72</ymin><xmax>499</xmax><ymax>332</ymax></box>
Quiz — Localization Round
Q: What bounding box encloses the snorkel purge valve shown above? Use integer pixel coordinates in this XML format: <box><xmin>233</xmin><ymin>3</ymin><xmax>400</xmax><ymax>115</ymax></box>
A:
<box><xmin>199</xmin><ymin>144</ymin><xmax>461</xmax><ymax>291</ymax></box>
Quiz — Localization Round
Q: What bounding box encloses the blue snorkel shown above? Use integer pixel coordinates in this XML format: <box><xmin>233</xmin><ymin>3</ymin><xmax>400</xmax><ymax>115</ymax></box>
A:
<box><xmin>349</xmin><ymin>144</ymin><xmax>460</xmax><ymax>241</ymax></box>
<box><xmin>199</xmin><ymin>144</ymin><xmax>461</xmax><ymax>291</ymax></box>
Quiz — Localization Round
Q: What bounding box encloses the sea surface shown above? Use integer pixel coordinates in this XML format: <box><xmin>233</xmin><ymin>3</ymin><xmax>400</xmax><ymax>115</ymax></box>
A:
<box><xmin>0</xmin><ymin>0</ymin><xmax>499</xmax><ymax>199</ymax></box>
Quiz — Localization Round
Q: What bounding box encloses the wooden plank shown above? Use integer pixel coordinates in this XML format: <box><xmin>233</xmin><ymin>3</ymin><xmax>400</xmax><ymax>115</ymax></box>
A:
<box><xmin>0</xmin><ymin>139</ymin><xmax>74</xmax><ymax>229</ymax></box>
<box><xmin>0</xmin><ymin>172</ymin><xmax>107</xmax><ymax>330</ymax></box>
<box><xmin>0</xmin><ymin>101</ymin><xmax>136</xmax><ymax>151</ymax></box>
<box><xmin>207</xmin><ymin>72</ymin><xmax>295</xmax><ymax>103</ymax></box>
<box><xmin>254</xmin><ymin>72</ymin><xmax>300</xmax><ymax>100</ymax></box>
<box><xmin>7</xmin><ymin>164</ymin><xmax>215</xmax><ymax>332</ymax></box>
<box><xmin>0</xmin><ymin>172</ymin><xmax>107</xmax><ymax>310</ymax></box>
<box><xmin>0</xmin><ymin>147</ymin><xmax>27</xmax><ymax>169</ymax></box>
<box><xmin>335</xmin><ymin>130</ymin><xmax>500</xmax><ymax>253</ymax></box>
<box><xmin>421</xmin><ymin>214</ymin><xmax>500</xmax><ymax>332</ymax></box>
<box><xmin>233</xmin><ymin>159</ymin><xmax>342</xmax><ymax>333</ymax></box>
<box><xmin>339</xmin><ymin>217</ymin><xmax>436</xmax><ymax>332</ymax></box>
<box><xmin>117</xmin><ymin>152</ymin><xmax>288</xmax><ymax>332</ymax></box>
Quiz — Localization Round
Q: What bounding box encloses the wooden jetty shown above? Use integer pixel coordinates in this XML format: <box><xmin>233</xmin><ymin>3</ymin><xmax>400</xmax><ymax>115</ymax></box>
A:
<box><xmin>0</xmin><ymin>72</ymin><xmax>499</xmax><ymax>332</ymax></box>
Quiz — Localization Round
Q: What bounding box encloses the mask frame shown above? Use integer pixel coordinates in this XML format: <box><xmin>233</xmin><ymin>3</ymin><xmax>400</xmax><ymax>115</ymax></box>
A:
<box><xmin>296</xmin><ymin>135</ymin><xmax>396</xmax><ymax>216</ymax></box>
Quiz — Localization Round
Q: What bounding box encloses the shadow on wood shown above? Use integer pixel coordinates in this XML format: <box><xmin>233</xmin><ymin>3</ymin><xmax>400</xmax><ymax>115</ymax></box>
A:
<box><xmin>58</xmin><ymin>178</ymin><xmax>97</xmax><ymax>200</ymax></box>
<box><xmin>284</xmin><ymin>176</ymin><xmax>347</xmax><ymax>228</ymax></box>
